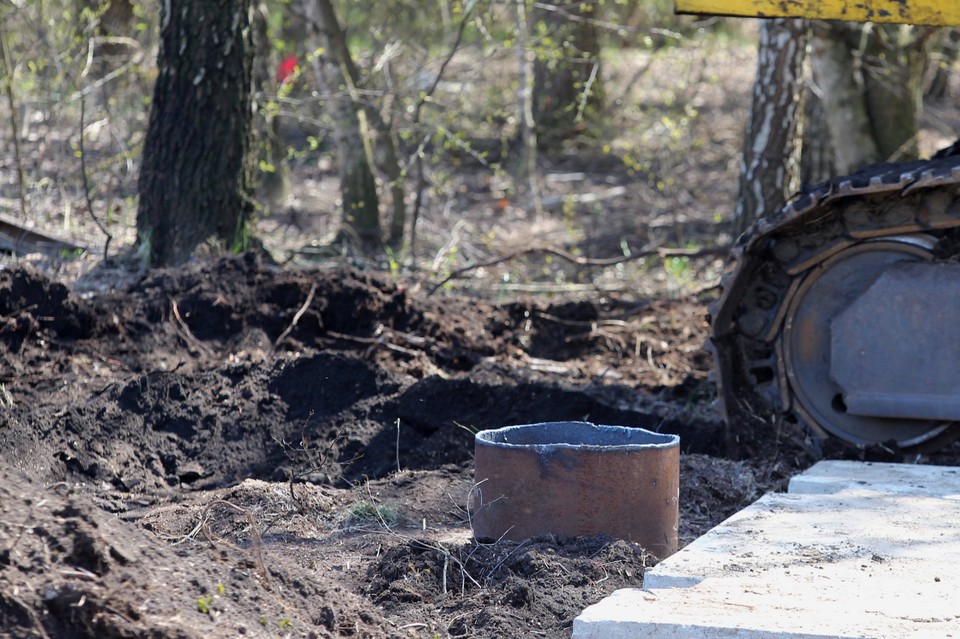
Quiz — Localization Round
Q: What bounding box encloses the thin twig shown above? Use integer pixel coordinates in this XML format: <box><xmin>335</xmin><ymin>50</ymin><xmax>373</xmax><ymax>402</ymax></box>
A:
<box><xmin>72</xmin><ymin>36</ymin><xmax>143</xmax><ymax>102</ymax></box>
<box><xmin>407</xmin><ymin>0</ymin><xmax>475</xmax><ymax>258</ymax></box>
<box><xmin>273</xmin><ymin>282</ymin><xmax>316</xmax><ymax>349</ymax></box>
<box><xmin>412</xmin><ymin>538</ymin><xmax>483</xmax><ymax>591</ymax></box>
<box><xmin>532</xmin><ymin>1</ymin><xmax>683</xmax><ymax>40</ymax></box>
<box><xmin>356</xmin><ymin>482</ymin><xmax>484</xmax><ymax>592</ymax></box>
<box><xmin>79</xmin><ymin>95</ymin><xmax>113</xmax><ymax>259</ymax></box>
<box><xmin>442</xmin><ymin>553</ymin><xmax>449</xmax><ymax>594</ymax></box>
<box><xmin>394</xmin><ymin>418</ymin><xmax>402</xmax><ymax>474</ymax></box>
<box><xmin>428</xmin><ymin>243</ymin><xmax>730</xmax><ymax>295</ymax></box>
<box><xmin>482</xmin><ymin>538</ymin><xmax>530</xmax><ymax>585</ymax></box>
<box><xmin>574</xmin><ymin>60</ymin><xmax>600</xmax><ymax>124</ymax></box>
<box><xmin>170</xmin><ymin>298</ymin><xmax>215</xmax><ymax>357</ymax></box>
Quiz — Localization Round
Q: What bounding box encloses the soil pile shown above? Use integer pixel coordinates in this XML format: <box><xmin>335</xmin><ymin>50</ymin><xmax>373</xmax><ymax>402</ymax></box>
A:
<box><xmin>2</xmin><ymin>254</ymin><xmax>949</xmax><ymax>638</ymax></box>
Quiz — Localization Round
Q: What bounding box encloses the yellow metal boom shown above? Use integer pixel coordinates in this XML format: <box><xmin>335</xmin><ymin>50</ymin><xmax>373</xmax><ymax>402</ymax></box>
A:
<box><xmin>674</xmin><ymin>0</ymin><xmax>960</xmax><ymax>27</ymax></box>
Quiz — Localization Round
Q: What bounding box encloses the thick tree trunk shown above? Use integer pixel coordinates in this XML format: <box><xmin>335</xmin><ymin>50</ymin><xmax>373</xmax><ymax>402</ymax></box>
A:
<box><xmin>136</xmin><ymin>0</ymin><xmax>256</xmax><ymax>266</ymax></box>
<box><xmin>532</xmin><ymin>0</ymin><xmax>604</xmax><ymax>144</ymax></box>
<box><xmin>734</xmin><ymin>19</ymin><xmax>808</xmax><ymax>235</ymax></box>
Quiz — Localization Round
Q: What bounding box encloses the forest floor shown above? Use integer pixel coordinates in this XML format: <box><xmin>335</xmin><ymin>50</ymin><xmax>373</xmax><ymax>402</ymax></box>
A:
<box><xmin>2</xmin><ymin>38</ymin><xmax>960</xmax><ymax>639</ymax></box>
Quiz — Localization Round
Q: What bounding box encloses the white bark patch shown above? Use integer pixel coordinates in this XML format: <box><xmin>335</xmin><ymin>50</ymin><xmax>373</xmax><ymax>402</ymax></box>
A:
<box><xmin>735</xmin><ymin>19</ymin><xmax>807</xmax><ymax>230</ymax></box>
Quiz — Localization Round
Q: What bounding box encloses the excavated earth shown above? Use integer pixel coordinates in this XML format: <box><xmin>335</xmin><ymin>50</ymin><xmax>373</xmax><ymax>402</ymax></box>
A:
<box><xmin>2</xmin><ymin>253</ymin><xmax>959</xmax><ymax>639</ymax></box>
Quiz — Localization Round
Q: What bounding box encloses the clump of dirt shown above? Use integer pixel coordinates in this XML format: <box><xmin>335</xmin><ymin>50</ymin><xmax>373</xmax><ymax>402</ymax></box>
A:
<box><xmin>366</xmin><ymin>535</ymin><xmax>649</xmax><ymax>637</ymax></box>
<box><xmin>1</xmin><ymin>254</ymin><xmax>954</xmax><ymax>639</ymax></box>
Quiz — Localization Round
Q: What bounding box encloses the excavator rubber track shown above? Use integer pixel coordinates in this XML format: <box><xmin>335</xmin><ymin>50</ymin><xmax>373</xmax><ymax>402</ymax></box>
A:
<box><xmin>709</xmin><ymin>153</ymin><xmax>960</xmax><ymax>452</ymax></box>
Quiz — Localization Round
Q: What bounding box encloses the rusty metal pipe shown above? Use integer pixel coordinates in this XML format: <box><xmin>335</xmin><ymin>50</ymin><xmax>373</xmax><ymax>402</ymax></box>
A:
<box><xmin>472</xmin><ymin>421</ymin><xmax>679</xmax><ymax>559</ymax></box>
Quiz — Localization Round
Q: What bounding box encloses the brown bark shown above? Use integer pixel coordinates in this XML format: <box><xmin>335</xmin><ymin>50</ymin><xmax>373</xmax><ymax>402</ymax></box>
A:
<box><xmin>810</xmin><ymin>22</ymin><xmax>931</xmax><ymax>172</ymax></box>
<box><xmin>809</xmin><ymin>22</ymin><xmax>879</xmax><ymax>174</ymax></box>
<box><xmin>136</xmin><ymin>0</ymin><xmax>256</xmax><ymax>266</ymax></box>
<box><xmin>532</xmin><ymin>1</ymin><xmax>605</xmax><ymax>144</ymax></box>
<box><xmin>319</xmin><ymin>0</ymin><xmax>406</xmax><ymax>249</ymax></box>
<box><xmin>734</xmin><ymin>19</ymin><xmax>808</xmax><ymax>235</ymax></box>
<box><xmin>927</xmin><ymin>28</ymin><xmax>960</xmax><ymax>100</ymax></box>
<box><xmin>800</xmin><ymin>88</ymin><xmax>834</xmax><ymax>185</ymax></box>
<box><xmin>251</xmin><ymin>1</ymin><xmax>290</xmax><ymax>207</ymax></box>
<box><xmin>861</xmin><ymin>24</ymin><xmax>930</xmax><ymax>162</ymax></box>
<box><xmin>306</xmin><ymin>0</ymin><xmax>386</xmax><ymax>248</ymax></box>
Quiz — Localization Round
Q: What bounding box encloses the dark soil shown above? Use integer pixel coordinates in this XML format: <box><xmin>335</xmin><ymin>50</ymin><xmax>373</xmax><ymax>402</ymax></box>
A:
<box><xmin>4</xmin><ymin>252</ymin><xmax>955</xmax><ymax>639</ymax></box>
<box><xmin>0</xmin><ymin>253</ymin><xmax>760</xmax><ymax>638</ymax></box>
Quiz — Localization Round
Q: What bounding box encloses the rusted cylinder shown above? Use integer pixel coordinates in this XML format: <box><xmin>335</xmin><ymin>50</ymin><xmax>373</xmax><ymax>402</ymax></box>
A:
<box><xmin>472</xmin><ymin>421</ymin><xmax>679</xmax><ymax>559</ymax></box>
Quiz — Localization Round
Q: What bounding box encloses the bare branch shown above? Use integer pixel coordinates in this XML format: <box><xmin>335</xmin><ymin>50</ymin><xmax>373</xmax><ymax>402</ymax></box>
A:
<box><xmin>428</xmin><ymin>243</ymin><xmax>730</xmax><ymax>295</ymax></box>
<box><xmin>79</xmin><ymin>96</ymin><xmax>113</xmax><ymax>260</ymax></box>
<box><xmin>273</xmin><ymin>282</ymin><xmax>316</xmax><ymax>350</ymax></box>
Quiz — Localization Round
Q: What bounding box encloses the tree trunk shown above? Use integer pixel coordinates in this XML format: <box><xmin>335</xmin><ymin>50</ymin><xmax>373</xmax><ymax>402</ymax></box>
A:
<box><xmin>306</xmin><ymin>0</ymin><xmax>383</xmax><ymax>247</ymax></box>
<box><xmin>800</xmin><ymin>86</ymin><xmax>834</xmax><ymax>185</ymax></box>
<box><xmin>861</xmin><ymin>24</ymin><xmax>930</xmax><ymax>162</ymax></box>
<box><xmin>926</xmin><ymin>28</ymin><xmax>960</xmax><ymax>100</ymax></box>
<box><xmin>809</xmin><ymin>22</ymin><xmax>879</xmax><ymax>174</ymax></box>
<box><xmin>136</xmin><ymin>0</ymin><xmax>256</xmax><ymax>266</ymax></box>
<box><xmin>251</xmin><ymin>1</ymin><xmax>290</xmax><ymax>208</ymax></box>
<box><xmin>532</xmin><ymin>0</ymin><xmax>604</xmax><ymax>144</ymax></box>
<box><xmin>734</xmin><ymin>19</ymin><xmax>808</xmax><ymax>235</ymax></box>
<box><xmin>516</xmin><ymin>0</ymin><xmax>542</xmax><ymax>216</ymax></box>
<box><xmin>318</xmin><ymin>0</ymin><xmax>406</xmax><ymax>248</ymax></box>
<box><xmin>810</xmin><ymin>22</ymin><xmax>930</xmax><ymax>173</ymax></box>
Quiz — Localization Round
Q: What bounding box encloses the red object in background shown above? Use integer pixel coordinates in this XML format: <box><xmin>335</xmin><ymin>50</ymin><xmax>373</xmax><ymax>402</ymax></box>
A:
<box><xmin>276</xmin><ymin>55</ymin><xmax>298</xmax><ymax>83</ymax></box>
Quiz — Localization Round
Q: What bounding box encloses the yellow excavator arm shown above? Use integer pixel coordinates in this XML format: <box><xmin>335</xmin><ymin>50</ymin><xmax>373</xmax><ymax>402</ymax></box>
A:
<box><xmin>675</xmin><ymin>0</ymin><xmax>960</xmax><ymax>26</ymax></box>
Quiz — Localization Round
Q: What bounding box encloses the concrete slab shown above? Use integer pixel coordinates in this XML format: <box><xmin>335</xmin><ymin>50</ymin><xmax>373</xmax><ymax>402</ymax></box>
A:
<box><xmin>573</xmin><ymin>461</ymin><xmax>960</xmax><ymax>639</ymax></box>
<box><xmin>788</xmin><ymin>460</ymin><xmax>960</xmax><ymax>497</ymax></box>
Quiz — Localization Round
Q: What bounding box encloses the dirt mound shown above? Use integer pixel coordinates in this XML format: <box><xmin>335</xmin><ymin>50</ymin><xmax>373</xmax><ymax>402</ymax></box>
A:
<box><xmin>366</xmin><ymin>535</ymin><xmax>649</xmax><ymax>637</ymax></box>
<box><xmin>4</xmin><ymin>254</ymin><xmax>950</xmax><ymax>638</ymax></box>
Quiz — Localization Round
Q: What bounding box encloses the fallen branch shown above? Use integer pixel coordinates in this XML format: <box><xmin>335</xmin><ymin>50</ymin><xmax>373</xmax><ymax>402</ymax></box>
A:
<box><xmin>273</xmin><ymin>282</ymin><xmax>316</xmax><ymax>350</ymax></box>
<box><xmin>170</xmin><ymin>298</ymin><xmax>214</xmax><ymax>357</ymax></box>
<box><xmin>427</xmin><ymin>243</ymin><xmax>730</xmax><ymax>295</ymax></box>
<box><xmin>0</xmin><ymin>214</ymin><xmax>85</xmax><ymax>257</ymax></box>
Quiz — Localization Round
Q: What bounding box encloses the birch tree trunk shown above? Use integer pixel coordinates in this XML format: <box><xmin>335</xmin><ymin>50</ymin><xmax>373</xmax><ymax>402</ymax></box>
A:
<box><xmin>136</xmin><ymin>0</ymin><xmax>256</xmax><ymax>266</ymax></box>
<box><xmin>734</xmin><ymin>19</ymin><xmax>808</xmax><ymax>235</ymax></box>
